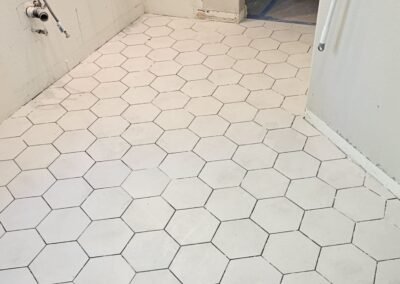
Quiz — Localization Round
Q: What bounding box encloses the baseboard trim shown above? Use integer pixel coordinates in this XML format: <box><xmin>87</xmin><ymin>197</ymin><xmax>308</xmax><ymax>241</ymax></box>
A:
<box><xmin>305</xmin><ymin>109</ymin><xmax>400</xmax><ymax>197</ymax></box>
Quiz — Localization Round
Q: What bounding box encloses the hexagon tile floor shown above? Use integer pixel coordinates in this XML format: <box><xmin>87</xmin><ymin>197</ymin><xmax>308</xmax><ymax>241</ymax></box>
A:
<box><xmin>0</xmin><ymin>14</ymin><xmax>400</xmax><ymax>284</ymax></box>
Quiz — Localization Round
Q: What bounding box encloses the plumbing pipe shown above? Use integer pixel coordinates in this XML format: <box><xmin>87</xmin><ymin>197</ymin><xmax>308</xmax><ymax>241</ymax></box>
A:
<box><xmin>318</xmin><ymin>0</ymin><xmax>338</xmax><ymax>52</ymax></box>
<box><xmin>26</xmin><ymin>6</ymin><xmax>49</xmax><ymax>22</ymax></box>
<box><xmin>41</xmin><ymin>0</ymin><xmax>70</xmax><ymax>38</ymax></box>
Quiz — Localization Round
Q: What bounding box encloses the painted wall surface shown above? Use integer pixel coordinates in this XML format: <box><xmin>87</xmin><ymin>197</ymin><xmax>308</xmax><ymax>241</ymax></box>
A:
<box><xmin>144</xmin><ymin>0</ymin><xmax>245</xmax><ymax>22</ymax></box>
<box><xmin>0</xmin><ymin>0</ymin><xmax>144</xmax><ymax>122</ymax></box>
<box><xmin>308</xmin><ymin>0</ymin><xmax>400</xmax><ymax>181</ymax></box>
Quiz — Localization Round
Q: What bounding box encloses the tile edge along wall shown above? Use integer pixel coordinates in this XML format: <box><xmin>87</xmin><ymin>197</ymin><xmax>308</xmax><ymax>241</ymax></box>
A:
<box><xmin>307</xmin><ymin>0</ymin><xmax>400</xmax><ymax>196</ymax></box>
<box><xmin>0</xmin><ymin>0</ymin><xmax>145</xmax><ymax>122</ymax></box>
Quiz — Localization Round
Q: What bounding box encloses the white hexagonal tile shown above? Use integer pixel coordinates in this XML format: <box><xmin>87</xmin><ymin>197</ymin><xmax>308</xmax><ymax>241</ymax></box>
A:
<box><xmin>0</xmin><ymin>268</ymin><xmax>37</xmax><ymax>284</ymax></box>
<box><xmin>242</xmin><ymin>168</ymin><xmax>289</xmax><ymax>199</ymax></box>
<box><xmin>82</xmin><ymin>187</ymin><xmax>132</xmax><ymax>220</ymax></box>
<box><xmin>213</xmin><ymin>85</ymin><xmax>249</xmax><ymax>103</ymax></box>
<box><xmin>200</xmin><ymin>160</ymin><xmax>245</xmax><ymax>189</ymax></box>
<box><xmin>252</xmin><ymin>197</ymin><xmax>303</xmax><ymax>233</ymax></box>
<box><xmin>65</xmin><ymin>78</ymin><xmax>99</xmax><ymax>94</ymax></box>
<box><xmin>85</xmin><ymin>160</ymin><xmax>130</xmax><ymax>189</ymax></box>
<box><xmin>175</xmin><ymin>51</ymin><xmax>205</xmax><ymax>65</ymax></box>
<box><xmin>121</xmin><ymin>34</ymin><xmax>150</xmax><ymax>45</ymax></box>
<box><xmin>264</xmin><ymin>128</ymin><xmax>306</xmax><ymax>152</ymax></box>
<box><xmin>122</xmin><ymin>71</ymin><xmax>155</xmax><ymax>88</ymax></box>
<box><xmin>58</xmin><ymin>110</ymin><xmax>97</xmax><ymax>131</ymax></box>
<box><xmin>194</xmin><ymin>136</ymin><xmax>237</xmax><ymax>161</ymax></box>
<box><xmin>157</xmin><ymin>129</ymin><xmax>199</xmax><ymax>153</ymax></box>
<box><xmin>178</xmin><ymin>65</ymin><xmax>211</xmax><ymax>80</ymax></box>
<box><xmin>30</xmin><ymin>242</ymin><xmax>88</xmax><ymax>284</ymax></box>
<box><xmin>247</xmin><ymin>89</ymin><xmax>284</xmax><ymax>109</ymax></box>
<box><xmin>301</xmin><ymin>208</ymin><xmax>354</xmax><ymax>246</ymax></box>
<box><xmin>209</xmin><ymin>69</ymin><xmax>242</xmax><ymax>86</ymax></box>
<box><xmin>160</xmin><ymin>152</ymin><xmax>204</xmax><ymax>178</ymax></box>
<box><xmin>91</xmin><ymin>98</ymin><xmax>128</xmax><ymax>117</ymax></box>
<box><xmin>286</xmin><ymin>177</ymin><xmax>335</xmax><ymax>209</ymax></box>
<box><xmin>271</xmin><ymin>30</ymin><xmax>301</xmax><ymax>42</ymax></box>
<box><xmin>181</xmin><ymin>79</ymin><xmax>217</xmax><ymax>97</ymax></box>
<box><xmin>219</xmin><ymin>102</ymin><xmax>257</xmax><ymax>123</ymax></box>
<box><xmin>122</xmin><ymin>197</ymin><xmax>174</xmax><ymax>232</ymax></box>
<box><xmin>75</xmin><ymin>255</ymin><xmax>135</xmax><ymax>284</ymax></box>
<box><xmin>239</xmin><ymin>74</ymin><xmax>274</xmax><ymax>91</ymax></box>
<box><xmin>54</xmin><ymin>130</ymin><xmax>96</xmax><ymax>153</ymax></box>
<box><xmin>233</xmin><ymin>59</ymin><xmax>266</xmax><ymax>74</ymax></box>
<box><xmin>87</xmin><ymin>137</ymin><xmax>129</xmax><ymax>161</ymax></box>
<box><xmin>8</xmin><ymin>169</ymin><xmax>55</xmax><ymax>198</ymax></box>
<box><xmin>317</xmin><ymin>244</ymin><xmax>376</xmax><ymax>284</ymax></box>
<box><xmin>89</xmin><ymin>116</ymin><xmax>130</xmax><ymax>138</ymax></box>
<box><xmin>15</xmin><ymin>144</ymin><xmax>59</xmax><ymax>170</ymax></box>
<box><xmin>255</xmin><ymin>108</ymin><xmax>294</xmax><ymax>129</ymax></box>
<box><xmin>206</xmin><ymin>187</ymin><xmax>256</xmax><ymax>221</ymax></box>
<box><xmin>305</xmin><ymin>136</ymin><xmax>346</xmax><ymax>161</ymax></box>
<box><xmin>233</xmin><ymin>144</ymin><xmax>277</xmax><ymax>170</ymax></box>
<box><xmin>78</xmin><ymin>219</ymin><xmax>133</xmax><ymax>257</ymax></box>
<box><xmin>173</xmin><ymin>39</ymin><xmax>202</xmax><ymax>52</ymax></box>
<box><xmin>213</xmin><ymin>219</ymin><xmax>267</xmax><ymax>259</ymax></box>
<box><xmin>257</xmin><ymin>50</ymin><xmax>288</xmax><ymax>63</ymax></box>
<box><xmin>0</xmin><ymin>197</ymin><xmax>50</xmax><ymax>231</ymax></box>
<box><xmin>222</xmin><ymin>257</ymin><xmax>282</xmax><ymax>284</ymax></box>
<box><xmin>335</xmin><ymin>187</ymin><xmax>385</xmax><ymax>221</ymax></box>
<box><xmin>122</xmin><ymin>104</ymin><xmax>160</xmax><ymax>123</ymax></box>
<box><xmin>225</xmin><ymin>121</ymin><xmax>266</xmax><ymax>145</ymax></box>
<box><xmin>186</xmin><ymin>97</ymin><xmax>223</xmax><ymax>116</ymax></box>
<box><xmin>386</xmin><ymin>199</ymin><xmax>400</xmax><ymax>228</ymax></box>
<box><xmin>167</xmin><ymin>208</ymin><xmax>219</xmax><ymax>245</ymax></box>
<box><xmin>37</xmin><ymin>207</ymin><xmax>90</xmax><ymax>243</ymax></box>
<box><xmin>263</xmin><ymin>231</ymin><xmax>320</xmax><ymax>273</ymax></box>
<box><xmin>0</xmin><ymin>117</ymin><xmax>32</xmax><ymax>139</ymax></box>
<box><xmin>153</xmin><ymin>91</ymin><xmax>189</xmax><ymax>110</ymax></box>
<box><xmin>123</xmin><ymin>144</ymin><xmax>166</xmax><ymax>170</ymax></box>
<box><xmin>122</xmin><ymin>168</ymin><xmax>170</xmax><ymax>198</ymax></box>
<box><xmin>44</xmin><ymin>178</ymin><xmax>93</xmax><ymax>209</ymax></box>
<box><xmin>163</xmin><ymin>177</ymin><xmax>212</xmax><ymax>209</ymax></box>
<box><xmin>122</xmin><ymin>86</ymin><xmax>158</xmax><ymax>104</ymax></box>
<box><xmin>155</xmin><ymin>109</ymin><xmax>194</xmax><ymax>130</ymax></box>
<box><xmin>318</xmin><ymin>159</ymin><xmax>365</xmax><ymax>189</ymax></box>
<box><xmin>94</xmin><ymin>66</ymin><xmax>127</xmax><ymax>82</ymax></box>
<box><xmin>0</xmin><ymin>187</ymin><xmax>13</xmax><ymax>212</ymax></box>
<box><xmin>148</xmin><ymin>48</ymin><xmax>178</xmax><ymax>61</ymax></box>
<box><xmin>0</xmin><ymin>138</ymin><xmax>26</xmax><ymax>160</ymax></box>
<box><xmin>122</xmin><ymin>122</ymin><xmax>163</xmax><ymax>146</ymax></box>
<box><xmin>375</xmin><ymin>259</ymin><xmax>400</xmax><ymax>284</ymax></box>
<box><xmin>122</xmin><ymin>45</ymin><xmax>151</xmax><ymax>58</ymax></box>
<box><xmin>170</xmin><ymin>243</ymin><xmax>228</xmax><ymax>284</ymax></box>
<box><xmin>22</xmin><ymin>123</ymin><xmax>62</xmax><ymax>146</ymax></box>
<box><xmin>189</xmin><ymin>115</ymin><xmax>229</xmax><ymax>137</ymax></box>
<box><xmin>282</xmin><ymin>271</ymin><xmax>329</xmax><ymax>284</ymax></box>
<box><xmin>265</xmin><ymin>63</ymin><xmax>297</xmax><ymax>79</ymax></box>
<box><xmin>0</xmin><ymin>160</ymin><xmax>20</xmax><ymax>186</ymax></box>
<box><xmin>122</xmin><ymin>57</ymin><xmax>153</xmax><ymax>72</ymax></box>
<box><xmin>123</xmin><ymin>230</ymin><xmax>179</xmax><ymax>272</ymax></box>
<box><xmin>50</xmin><ymin>152</ymin><xmax>94</xmax><ymax>179</ymax></box>
<box><xmin>61</xmin><ymin>93</ymin><xmax>98</xmax><ymax>111</ymax></box>
<box><xmin>275</xmin><ymin>151</ymin><xmax>320</xmax><ymax>179</ymax></box>
<box><xmin>70</xmin><ymin>63</ymin><xmax>100</xmax><ymax>78</ymax></box>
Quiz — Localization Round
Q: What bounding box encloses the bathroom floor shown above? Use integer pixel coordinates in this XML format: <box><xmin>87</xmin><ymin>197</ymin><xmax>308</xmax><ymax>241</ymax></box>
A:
<box><xmin>1</xmin><ymin>14</ymin><xmax>399</xmax><ymax>284</ymax></box>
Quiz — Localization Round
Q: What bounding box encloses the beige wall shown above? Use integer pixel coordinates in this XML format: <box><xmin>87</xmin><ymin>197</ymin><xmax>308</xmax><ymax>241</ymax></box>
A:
<box><xmin>0</xmin><ymin>0</ymin><xmax>144</xmax><ymax>122</ymax></box>
<box><xmin>144</xmin><ymin>0</ymin><xmax>246</xmax><ymax>22</ymax></box>
<box><xmin>308</xmin><ymin>0</ymin><xmax>400</xmax><ymax>182</ymax></box>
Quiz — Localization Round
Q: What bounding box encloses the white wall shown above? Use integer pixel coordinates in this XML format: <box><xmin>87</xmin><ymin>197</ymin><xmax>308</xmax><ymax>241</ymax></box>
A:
<box><xmin>308</xmin><ymin>0</ymin><xmax>400</xmax><ymax>181</ymax></box>
<box><xmin>0</xmin><ymin>0</ymin><xmax>144</xmax><ymax>122</ymax></box>
<box><xmin>144</xmin><ymin>0</ymin><xmax>245</xmax><ymax>22</ymax></box>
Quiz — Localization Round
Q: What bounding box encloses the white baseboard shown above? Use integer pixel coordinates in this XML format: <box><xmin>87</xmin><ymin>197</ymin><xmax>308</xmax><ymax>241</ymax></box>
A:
<box><xmin>305</xmin><ymin>109</ymin><xmax>400</xmax><ymax>197</ymax></box>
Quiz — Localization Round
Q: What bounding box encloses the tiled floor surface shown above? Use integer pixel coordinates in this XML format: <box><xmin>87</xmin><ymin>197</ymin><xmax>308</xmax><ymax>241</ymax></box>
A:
<box><xmin>0</xmin><ymin>14</ymin><xmax>400</xmax><ymax>284</ymax></box>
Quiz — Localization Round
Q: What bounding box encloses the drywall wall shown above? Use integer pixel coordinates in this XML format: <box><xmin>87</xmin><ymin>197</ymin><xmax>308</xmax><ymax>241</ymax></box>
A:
<box><xmin>144</xmin><ymin>0</ymin><xmax>246</xmax><ymax>22</ymax></box>
<box><xmin>0</xmin><ymin>0</ymin><xmax>144</xmax><ymax>122</ymax></box>
<box><xmin>308</xmin><ymin>0</ymin><xmax>400</xmax><ymax>182</ymax></box>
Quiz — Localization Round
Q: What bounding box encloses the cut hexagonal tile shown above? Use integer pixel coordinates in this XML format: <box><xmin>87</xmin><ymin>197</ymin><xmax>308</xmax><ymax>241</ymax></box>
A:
<box><xmin>274</xmin><ymin>151</ymin><xmax>320</xmax><ymax>179</ymax></box>
<box><xmin>37</xmin><ymin>207</ymin><xmax>90</xmax><ymax>243</ymax></box>
<box><xmin>30</xmin><ymin>242</ymin><xmax>88</xmax><ymax>284</ymax></box>
<box><xmin>194</xmin><ymin>136</ymin><xmax>237</xmax><ymax>161</ymax></box>
<box><xmin>181</xmin><ymin>79</ymin><xmax>217</xmax><ymax>98</ymax></box>
<box><xmin>221</xmin><ymin>257</ymin><xmax>282</xmax><ymax>284</ymax></box>
<box><xmin>70</xmin><ymin>63</ymin><xmax>100</xmax><ymax>78</ymax></box>
<box><xmin>65</xmin><ymin>78</ymin><xmax>99</xmax><ymax>94</ymax></box>
<box><xmin>54</xmin><ymin>130</ymin><xmax>95</xmax><ymax>153</ymax></box>
<box><xmin>82</xmin><ymin>187</ymin><xmax>132</xmax><ymax>220</ymax></box>
<box><xmin>288</xmin><ymin>53</ymin><xmax>312</xmax><ymax>68</ymax></box>
<box><xmin>122</xmin><ymin>168</ymin><xmax>169</xmax><ymax>198</ymax></box>
<box><xmin>213</xmin><ymin>219</ymin><xmax>268</xmax><ymax>259</ymax></box>
<box><xmin>264</xmin><ymin>128</ymin><xmax>306</xmax><ymax>152</ymax></box>
<box><xmin>155</xmin><ymin>109</ymin><xmax>194</xmax><ymax>130</ymax></box>
<box><xmin>61</xmin><ymin>93</ymin><xmax>98</xmax><ymax>111</ymax></box>
<box><xmin>78</xmin><ymin>219</ymin><xmax>133</xmax><ymax>257</ymax></box>
<box><xmin>166</xmin><ymin>208</ymin><xmax>219</xmax><ymax>245</ymax></box>
<box><xmin>186</xmin><ymin>97</ymin><xmax>223</xmax><ymax>116</ymax></box>
<box><xmin>252</xmin><ymin>197</ymin><xmax>303</xmax><ymax>233</ymax></box>
<box><xmin>163</xmin><ymin>177</ymin><xmax>212</xmax><ymax>209</ymax></box>
<box><xmin>122</xmin><ymin>122</ymin><xmax>163</xmax><ymax>146</ymax></box>
<box><xmin>121</xmin><ymin>34</ymin><xmax>149</xmax><ymax>45</ymax></box>
<box><xmin>170</xmin><ymin>243</ymin><xmax>228</xmax><ymax>284</ymax></box>
<box><xmin>301</xmin><ymin>208</ymin><xmax>354</xmax><ymax>246</ymax></box>
<box><xmin>0</xmin><ymin>268</ymin><xmax>37</xmax><ymax>284</ymax></box>
<box><xmin>50</xmin><ymin>152</ymin><xmax>94</xmax><ymax>179</ymax></box>
<box><xmin>89</xmin><ymin>116</ymin><xmax>129</xmax><ymax>138</ymax></box>
<box><xmin>85</xmin><ymin>160</ymin><xmax>130</xmax><ymax>188</ymax></box>
<box><xmin>123</xmin><ymin>144</ymin><xmax>166</xmax><ymax>170</ymax></box>
<box><xmin>0</xmin><ymin>187</ymin><xmax>13</xmax><ymax>212</ymax></box>
<box><xmin>292</xmin><ymin>116</ymin><xmax>320</xmax><ymax>136</ymax></box>
<box><xmin>0</xmin><ymin>230</ymin><xmax>44</xmax><ymax>269</ymax></box>
<box><xmin>0</xmin><ymin>138</ymin><xmax>26</xmax><ymax>160</ymax></box>
<box><xmin>240</xmin><ymin>74</ymin><xmax>274</xmax><ymax>91</ymax></box>
<box><xmin>206</xmin><ymin>187</ymin><xmax>255</xmax><ymax>221</ymax></box>
<box><xmin>318</xmin><ymin>159</ymin><xmax>365</xmax><ymax>189</ymax></box>
<box><xmin>189</xmin><ymin>115</ymin><xmax>229</xmax><ymax>137</ymax></box>
<box><xmin>157</xmin><ymin>129</ymin><xmax>199</xmax><ymax>153</ymax></box>
<box><xmin>75</xmin><ymin>255</ymin><xmax>135</xmax><ymax>284</ymax></box>
<box><xmin>0</xmin><ymin>160</ymin><xmax>20</xmax><ymax>186</ymax></box>
<box><xmin>200</xmin><ymin>160</ymin><xmax>245</xmax><ymax>188</ymax></box>
<box><xmin>15</xmin><ymin>144</ymin><xmax>59</xmax><ymax>170</ymax></box>
<box><xmin>122</xmin><ymin>197</ymin><xmax>174</xmax><ymax>232</ymax></box>
<box><xmin>58</xmin><ymin>110</ymin><xmax>97</xmax><ymax>131</ymax></box>
<box><xmin>335</xmin><ymin>187</ymin><xmax>385</xmax><ymax>221</ymax></box>
<box><xmin>153</xmin><ymin>91</ymin><xmax>189</xmax><ymax>110</ymax></box>
<box><xmin>122</xmin><ymin>104</ymin><xmax>160</xmax><ymax>123</ymax></box>
<box><xmin>22</xmin><ymin>123</ymin><xmax>62</xmax><ymax>146</ymax></box>
<box><xmin>0</xmin><ymin>117</ymin><xmax>32</xmax><ymax>139</ymax></box>
<box><xmin>0</xmin><ymin>197</ymin><xmax>50</xmax><ymax>231</ymax></box>
<box><xmin>386</xmin><ymin>199</ymin><xmax>400</xmax><ymax>228</ymax></box>
<box><xmin>233</xmin><ymin>144</ymin><xmax>277</xmax><ymax>170</ymax></box>
<box><xmin>44</xmin><ymin>178</ymin><xmax>93</xmax><ymax>209</ymax></box>
<box><xmin>317</xmin><ymin>244</ymin><xmax>376</xmax><ymax>284</ymax></box>
<box><xmin>160</xmin><ymin>152</ymin><xmax>204</xmax><ymax>178</ymax></box>
<box><xmin>263</xmin><ymin>231</ymin><xmax>320</xmax><ymax>273</ymax></box>
<box><xmin>305</xmin><ymin>136</ymin><xmax>346</xmax><ymax>161</ymax></box>
<box><xmin>28</xmin><ymin>104</ymin><xmax>66</xmax><ymax>125</ymax></box>
<box><xmin>282</xmin><ymin>95</ymin><xmax>307</xmax><ymax>116</ymax></box>
<box><xmin>242</xmin><ymin>168</ymin><xmax>289</xmax><ymax>199</ymax></box>
<box><xmin>123</xmin><ymin>231</ymin><xmax>179</xmax><ymax>272</ymax></box>
<box><xmin>286</xmin><ymin>177</ymin><xmax>336</xmax><ymax>209</ymax></box>
<box><xmin>8</xmin><ymin>169</ymin><xmax>55</xmax><ymax>198</ymax></box>
<box><xmin>353</xmin><ymin>219</ymin><xmax>400</xmax><ymax>260</ymax></box>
